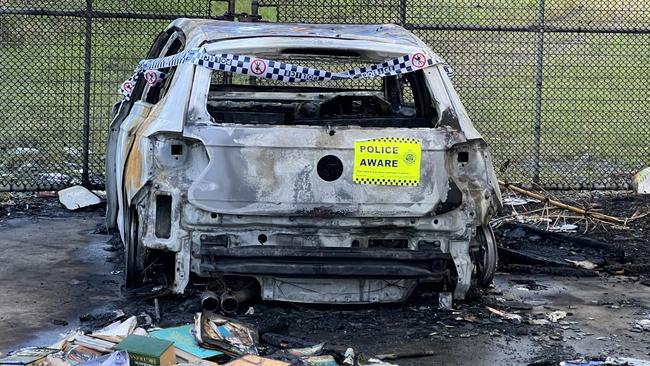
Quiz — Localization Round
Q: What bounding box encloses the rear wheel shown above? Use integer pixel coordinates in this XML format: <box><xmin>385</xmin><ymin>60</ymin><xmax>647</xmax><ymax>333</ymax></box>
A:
<box><xmin>125</xmin><ymin>207</ymin><xmax>145</xmax><ymax>287</ymax></box>
<box><xmin>473</xmin><ymin>225</ymin><xmax>498</xmax><ymax>287</ymax></box>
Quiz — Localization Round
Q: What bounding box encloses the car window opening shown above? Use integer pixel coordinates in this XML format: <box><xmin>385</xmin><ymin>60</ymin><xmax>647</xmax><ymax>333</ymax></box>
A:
<box><xmin>205</xmin><ymin>56</ymin><xmax>436</xmax><ymax>128</ymax></box>
<box><xmin>143</xmin><ymin>34</ymin><xmax>184</xmax><ymax>105</ymax></box>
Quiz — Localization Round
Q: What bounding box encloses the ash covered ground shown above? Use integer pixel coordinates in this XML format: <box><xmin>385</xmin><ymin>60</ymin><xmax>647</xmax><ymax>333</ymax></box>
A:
<box><xmin>0</xmin><ymin>191</ymin><xmax>649</xmax><ymax>365</ymax></box>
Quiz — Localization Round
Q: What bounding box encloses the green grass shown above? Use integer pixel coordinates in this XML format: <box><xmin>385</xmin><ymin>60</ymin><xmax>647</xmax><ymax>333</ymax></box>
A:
<box><xmin>0</xmin><ymin>0</ymin><xmax>648</xmax><ymax>189</ymax></box>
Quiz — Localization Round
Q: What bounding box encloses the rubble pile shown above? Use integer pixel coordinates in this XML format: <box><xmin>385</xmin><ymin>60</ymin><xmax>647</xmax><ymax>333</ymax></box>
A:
<box><xmin>3</xmin><ymin>286</ymin><xmax>650</xmax><ymax>366</ymax></box>
<box><xmin>0</xmin><ymin>309</ymin><xmax>417</xmax><ymax>366</ymax></box>
<box><xmin>1</xmin><ymin>184</ymin><xmax>649</xmax><ymax>366</ymax></box>
<box><xmin>494</xmin><ymin>189</ymin><xmax>650</xmax><ymax>281</ymax></box>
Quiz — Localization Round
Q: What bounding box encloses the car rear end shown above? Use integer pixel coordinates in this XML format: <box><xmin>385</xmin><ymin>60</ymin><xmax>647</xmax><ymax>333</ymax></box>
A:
<box><xmin>135</xmin><ymin>31</ymin><xmax>501</xmax><ymax>305</ymax></box>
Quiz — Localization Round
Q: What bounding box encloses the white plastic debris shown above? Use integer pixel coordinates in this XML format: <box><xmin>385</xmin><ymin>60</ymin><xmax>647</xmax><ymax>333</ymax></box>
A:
<box><xmin>38</xmin><ymin>172</ymin><xmax>72</xmax><ymax>186</ymax></box>
<box><xmin>503</xmin><ymin>197</ymin><xmax>539</xmax><ymax>206</ymax></box>
<box><xmin>632</xmin><ymin>167</ymin><xmax>650</xmax><ymax>194</ymax></box>
<box><xmin>79</xmin><ymin>350</ymin><xmax>130</xmax><ymax>366</ymax></box>
<box><xmin>528</xmin><ymin>318</ymin><xmax>551</xmax><ymax>325</ymax></box>
<box><xmin>91</xmin><ymin>316</ymin><xmax>137</xmax><ymax>342</ymax></box>
<box><xmin>63</xmin><ymin>146</ymin><xmax>83</xmax><ymax>156</ymax></box>
<box><xmin>132</xmin><ymin>327</ymin><xmax>148</xmax><ymax>336</ymax></box>
<box><xmin>635</xmin><ymin>319</ymin><xmax>650</xmax><ymax>331</ymax></box>
<box><xmin>93</xmin><ymin>190</ymin><xmax>107</xmax><ymax>200</ymax></box>
<box><xmin>565</xmin><ymin>259</ymin><xmax>597</xmax><ymax>270</ymax></box>
<box><xmin>549</xmin><ymin>224</ymin><xmax>578</xmax><ymax>233</ymax></box>
<box><xmin>343</xmin><ymin>348</ymin><xmax>355</xmax><ymax>365</ymax></box>
<box><xmin>58</xmin><ymin>185</ymin><xmax>101</xmax><ymax>210</ymax></box>
<box><xmin>286</xmin><ymin>343</ymin><xmax>325</xmax><ymax>357</ymax></box>
<box><xmin>546</xmin><ymin>311</ymin><xmax>567</xmax><ymax>323</ymax></box>
<box><xmin>486</xmin><ymin>306</ymin><xmax>522</xmax><ymax>323</ymax></box>
<box><xmin>605</xmin><ymin>356</ymin><xmax>650</xmax><ymax>366</ymax></box>
<box><xmin>438</xmin><ymin>292</ymin><xmax>453</xmax><ymax>310</ymax></box>
<box><xmin>364</xmin><ymin>359</ymin><xmax>399</xmax><ymax>366</ymax></box>
<box><xmin>14</xmin><ymin>147</ymin><xmax>39</xmax><ymax>155</ymax></box>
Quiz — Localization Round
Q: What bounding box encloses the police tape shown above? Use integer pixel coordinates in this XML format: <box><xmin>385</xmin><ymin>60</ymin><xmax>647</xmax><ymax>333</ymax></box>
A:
<box><xmin>121</xmin><ymin>47</ymin><xmax>453</xmax><ymax>99</ymax></box>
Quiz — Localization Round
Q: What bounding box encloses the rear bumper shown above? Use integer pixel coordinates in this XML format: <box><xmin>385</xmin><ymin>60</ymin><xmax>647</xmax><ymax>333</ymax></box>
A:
<box><xmin>197</xmin><ymin>245</ymin><xmax>453</xmax><ymax>280</ymax></box>
<box><xmin>196</xmin><ymin>245</ymin><xmax>457</xmax><ymax>303</ymax></box>
<box><xmin>136</xmin><ymin>186</ymin><xmax>481</xmax><ymax>300</ymax></box>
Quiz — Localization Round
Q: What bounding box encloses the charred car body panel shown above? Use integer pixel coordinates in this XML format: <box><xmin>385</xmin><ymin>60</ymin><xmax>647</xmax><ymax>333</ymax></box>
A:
<box><xmin>106</xmin><ymin>19</ymin><xmax>502</xmax><ymax>304</ymax></box>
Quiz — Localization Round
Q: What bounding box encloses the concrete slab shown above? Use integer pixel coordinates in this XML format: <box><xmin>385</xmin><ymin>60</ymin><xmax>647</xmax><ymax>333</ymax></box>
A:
<box><xmin>0</xmin><ymin>207</ymin><xmax>648</xmax><ymax>365</ymax></box>
<box><xmin>0</xmin><ymin>213</ymin><xmax>118</xmax><ymax>351</ymax></box>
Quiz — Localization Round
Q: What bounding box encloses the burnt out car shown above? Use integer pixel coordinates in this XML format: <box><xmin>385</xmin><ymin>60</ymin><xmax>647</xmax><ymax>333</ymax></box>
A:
<box><xmin>105</xmin><ymin>19</ymin><xmax>502</xmax><ymax>309</ymax></box>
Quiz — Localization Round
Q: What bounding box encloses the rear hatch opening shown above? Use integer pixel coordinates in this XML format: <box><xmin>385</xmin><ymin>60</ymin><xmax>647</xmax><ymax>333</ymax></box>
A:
<box><xmin>206</xmin><ymin>52</ymin><xmax>437</xmax><ymax>128</ymax></box>
<box><xmin>186</xmin><ymin>48</ymin><xmax>458</xmax><ymax>218</ymax></box>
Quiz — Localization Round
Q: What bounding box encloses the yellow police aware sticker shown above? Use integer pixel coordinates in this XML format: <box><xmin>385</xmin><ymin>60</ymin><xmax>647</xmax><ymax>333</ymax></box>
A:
<box><xmin>353</xmin><ymin>137</ymin><xmax>421</xmax><ymax>186</ymax></box>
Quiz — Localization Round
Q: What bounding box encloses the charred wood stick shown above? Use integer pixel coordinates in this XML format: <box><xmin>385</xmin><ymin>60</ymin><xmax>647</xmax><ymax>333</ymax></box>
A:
<box><xmin>500</xmin><ymin>264</ymin><xmax>597</xmax><ymax>277</ymax></box>
<box><xmin>603</xmin><ymin>263</ymin><xmax>650</xmax><ymax>275</ymax></box>
<box><xmin>498</xmin><ymin>180</ymin><xmax>626</xmax><ymax>224</ymax></box>
<box><xmin>375</xmin><ymin>350</ymin><xmax>437</xmax><ymax>360</ymax></box>
<box><xmin>500</xmin><ymin>223</ymin><xmax>624</xmax><ymax>257</ymax></box>
<box><xmin>497</xmin><ymin>246</ymin><xmax>572</xmax><ymax>267</ymax></box>
<box><xmin>153</xmin><ymin>298</ymin><xmax>161</xmax><ymax>323</ymax></box>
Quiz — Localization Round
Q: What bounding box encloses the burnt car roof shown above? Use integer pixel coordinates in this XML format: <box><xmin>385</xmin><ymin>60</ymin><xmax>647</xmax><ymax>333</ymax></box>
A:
<box><xmin>170</xmin><ymin>19</ymin><xmax>427</xmax><ymax>49</ymax></box>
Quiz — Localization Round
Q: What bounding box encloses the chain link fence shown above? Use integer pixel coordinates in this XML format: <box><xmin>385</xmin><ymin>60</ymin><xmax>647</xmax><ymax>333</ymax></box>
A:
<box><xmin>0</xmin><ymin>0</ymin><xmax>234</xmax><ymax>191</ymax></box>
<box><xmin>257</xmin><ymin>0</ymin><xmax>650</xmax><ymax>190</ymax></box>
<box><xmin>1</xmin><ymin>0</ymin><xmax>648</xmax><ymax>191</ymax></box>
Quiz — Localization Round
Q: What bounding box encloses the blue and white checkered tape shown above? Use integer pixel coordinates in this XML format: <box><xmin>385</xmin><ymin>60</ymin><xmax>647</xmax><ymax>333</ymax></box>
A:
<box><xmin>121</xmin><ymin>47</ymin><xmax>453</xmax><ymax>99</ymax></box>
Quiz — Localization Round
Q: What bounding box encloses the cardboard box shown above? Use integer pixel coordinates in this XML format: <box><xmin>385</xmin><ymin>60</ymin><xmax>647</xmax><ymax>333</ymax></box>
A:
<box><xmin>115</xmin><ymin>335</ymin><xmax>175</xmax><ymax>366</ymax></box>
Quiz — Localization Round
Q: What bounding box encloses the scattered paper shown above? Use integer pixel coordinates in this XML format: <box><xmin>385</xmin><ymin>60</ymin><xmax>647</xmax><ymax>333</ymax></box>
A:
<box><xmin>546</xmin><ymin>311</ymin><xmax>567</xmax><ymax>323</ymax></box>
<box><xmin>91</xmin><ymin>316</ymin><xmax>137</xmax><ymax>342</ymax></box>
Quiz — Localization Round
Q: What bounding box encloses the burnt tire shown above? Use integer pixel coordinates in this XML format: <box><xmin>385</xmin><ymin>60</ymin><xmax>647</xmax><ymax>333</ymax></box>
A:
<box><xmin>125</xmin><ymin>207</ymin><xmax>145</xmax><ymax>288</ymax></box>
<box><xmin>474</xmin><ymin>225</ymin><xmax>498</xmax><ymax>287</ymax></box>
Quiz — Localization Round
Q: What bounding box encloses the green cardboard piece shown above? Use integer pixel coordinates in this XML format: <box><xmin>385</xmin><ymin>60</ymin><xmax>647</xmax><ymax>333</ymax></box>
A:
<box><xmin>150</xmin><ymin>324</ymin><xmax>222</xmax><ymax>359</ymax></box>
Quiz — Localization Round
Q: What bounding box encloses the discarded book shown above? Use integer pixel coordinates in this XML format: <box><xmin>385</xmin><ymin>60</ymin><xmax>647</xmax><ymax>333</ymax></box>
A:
<box><xmin>194</xmin><ymin>312</ymin><xmax>258</xmax><ymax>357</ymax></box>
<box><xmin>115</xmin><ymin>335</ymin><xmax>175</xmax><ymax>366</ymax></box>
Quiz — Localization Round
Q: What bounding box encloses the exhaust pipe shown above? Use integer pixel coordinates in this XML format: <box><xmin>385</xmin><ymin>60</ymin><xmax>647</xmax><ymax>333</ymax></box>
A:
<box><xmin>201</xmin><ymin>290</ymin><xmax>221</xmax><ymax>312</ymax></box>
<box><xmin>220</xmin><ymin>286</ymin><xmax>255</xmax><ymax>314</ymax></box>
<box><xmin>220</xmin><ymin>292</ymin><xmax>240</xmax><ymax>313</ymax></box>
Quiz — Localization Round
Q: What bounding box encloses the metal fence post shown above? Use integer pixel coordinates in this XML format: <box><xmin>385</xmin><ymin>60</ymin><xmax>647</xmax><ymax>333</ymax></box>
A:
<box><xmin>532</xmin><ymin>0</ymin><xmax>545</xmax><ymax>185</ymax></box>
<box><xmin>227</xmin><ymin>0</ymin><xmax>236</xmax><ymax>15</ymax></box>
<box><xmin>81</xmin><ymin>0</ymin><xmax>93</xmax><ymax>188</ymax></box>
<box><xmin>252</xmin><ymin>0</ymin><xmax>260</xmax><ymax>18</ymax></box>
<box><xmin>398</xmin><ymin>0</ymin><xmax>407</xmax><ymax>27</ymax></box>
